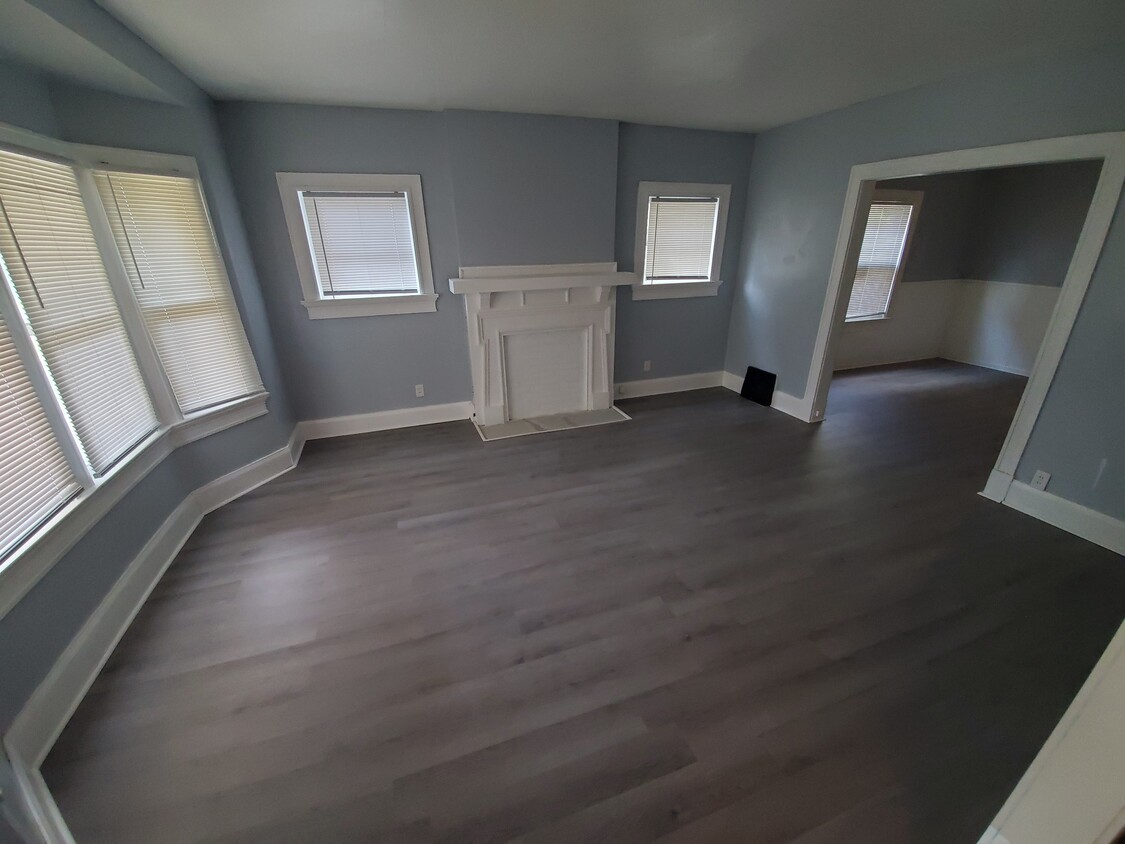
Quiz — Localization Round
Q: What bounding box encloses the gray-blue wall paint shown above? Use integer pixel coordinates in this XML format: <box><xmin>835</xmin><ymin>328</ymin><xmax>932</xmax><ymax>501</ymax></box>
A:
<box><xmin>876</xmin><ymin>171</ymin><xmax>984</xmax><ymax>283</ymax></box>
<box><xmin>724</xmin><ymin>45</ymin><xmax>1125</xmax><ymax>517</ymax></box>
<box><xmin>215</xmin><ymin>102</ymin><xmax>473</xmax><ymax>420</ymax></box>
<box><xmin>965</xmin><ymin>160</ymin><xmax>1102</xmax><ymax>286</ymax></box>
<box><xmin>881</xmin><ymin>161</ymin><xmax>1101</xmax><ymax>286</ymax></box>
<box><xmin>444</xmin><ymin>110</ymin><xmax>619</xmax><ymax>267</ymax></box>
<box><xmin>0</xmin><ymin>74</ymin><xmax>293</xmax><ymax>731</ymax></box>
<box><xmin>0</xmin><ymin>58</ymin><xmax>59</xmax><ymax>137</ymax></box>
<box><xmin>614</xmin><ymin>123</ymin><xmax>754</xmax><ymax>381</ymax></box>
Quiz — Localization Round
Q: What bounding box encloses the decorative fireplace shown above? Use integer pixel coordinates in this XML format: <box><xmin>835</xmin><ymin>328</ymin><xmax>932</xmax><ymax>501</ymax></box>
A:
<box><xmin>449</xmin><ymin>262</ymin><xmax>635</xmax><ymax>430</ymax></box>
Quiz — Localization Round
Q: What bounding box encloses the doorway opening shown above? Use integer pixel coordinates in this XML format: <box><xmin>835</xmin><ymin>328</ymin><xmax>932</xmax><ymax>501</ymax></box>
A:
<box><xmin>803</xmin><ymin>133</ymin><xmax>1125</xmax><ymax>506</ymax></box>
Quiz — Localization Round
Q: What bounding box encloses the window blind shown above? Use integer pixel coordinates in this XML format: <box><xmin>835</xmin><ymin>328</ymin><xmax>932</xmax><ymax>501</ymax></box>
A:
<box><xmin>0</xmin><ymin>149</ymin><xmax>157</xmax><ymax>474</ymax></box>
<box><xmin>95</xmin><ymin>170</ymin><xmax>262</xmax><ymax>414</ymax></box>
<box><xmin>300</xmin><ymin>191</ymin><xmax>421</xmax><ymax>296</ymax></box>
<box><xmin>643</xmin><ymin>196</ymin><xmax>720</xmax><ymax>283</ymax></box>
<box><xmin>0</xmin><ymin>316</ymin><xmax>80</xmax><ymax>560</ymax></box>
<box><xmin>846</xmin><ymin>202</ymin><xmax>914</xmax><ymax>320</ymax></box>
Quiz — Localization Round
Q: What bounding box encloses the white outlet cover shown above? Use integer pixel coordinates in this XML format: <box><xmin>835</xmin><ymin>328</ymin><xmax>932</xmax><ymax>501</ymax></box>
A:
<box><xmin>1030</xmin><ymin>470</ymin><xmax>1051</xmax><ymax>491</ymax></box>
<box><xmin>415</xmin><ymin>384</ymin><xmax>424</xmax><ymax>397</ymax></box>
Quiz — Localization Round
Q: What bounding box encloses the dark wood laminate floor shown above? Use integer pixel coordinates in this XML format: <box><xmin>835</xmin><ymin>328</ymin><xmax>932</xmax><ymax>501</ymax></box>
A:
<box><xmin>44</xmin><ymin>360</ymin><xmax>1125</xmax><ymax>843</ymax></box>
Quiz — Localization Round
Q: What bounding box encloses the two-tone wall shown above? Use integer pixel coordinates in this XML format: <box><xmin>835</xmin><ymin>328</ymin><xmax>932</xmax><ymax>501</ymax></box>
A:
<box><xmin>834</xmin><ymin>161</ymin><xmax>1101</xmax><ymax>374</ymax></box>
<box><xmin>724</xmin><ymin>45</ymin><xmax>1125</xmax><ymax>518</ymax></box>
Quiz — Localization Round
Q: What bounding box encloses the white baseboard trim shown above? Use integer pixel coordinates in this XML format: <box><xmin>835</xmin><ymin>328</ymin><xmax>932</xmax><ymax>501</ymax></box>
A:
<box><xmin>721</xmin><ymin>371</ymin><xmax>811</xmax><ymax>422</ymax></box>
<box><xmin>3</xmin><ymin>436</ymin><xmax>303</xmax><ymax>843</ymax></box>
<box><xmin>297</xmin><ymin>401</ymin><xmax>474</xmax><ymax>440</ymax></box>
<box><xmin>1001</xmin><ymin>481</ymin><xmax>1125</xmax><ymax>555</ymax></box>
<box><xmin>614</xmin><ymin>371</ymin><xmax>723</xmax><ymax>399</ymax></box>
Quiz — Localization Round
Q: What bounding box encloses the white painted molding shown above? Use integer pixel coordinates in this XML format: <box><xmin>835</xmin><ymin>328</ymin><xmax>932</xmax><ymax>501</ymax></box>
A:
<box><xmin>614</xmin><ymin>371</ymin><xmax>723</xmax><ymax>398</ymax></box>
<box><xmin>802</xmin><ymin>131</ymin><xmax>1125</xmax><ymax>500</ymax></box>
<box><xmin>297</xmin><ymin>401</ymin><xmax>474</xmax><ymax>440</ymax></box>
<box><xmin>450</xmin><ymin>262</ymin><xmax>635</xmax><ymax>294</ymax></box>
<box><xmin>0</xmin><ymin>394</ymin><xmax>270</xmax><ymax>620</ymax></box>
<box><xmin>721</xmin><ymin>371</ymin><xmax>811</xmax><ymax>421</ymax></box>
<box><xmin>1001</xmin><ymin>481</ymin><xmax>1125</xmax><ymax>555</ymax></box>
<box><xmin>301</xmin><ymin>294</ymin><xmax>438</xmax><ymax>319</ymax></box>
<box><xmin>3</xmin><ymin>435</ymin><xmax>304</xmax><ymax>844</ymax></box>
<box><xmin>630</xmin><ymin>279</ymin><xmax>722</xmax><ymax>301</ymax></box>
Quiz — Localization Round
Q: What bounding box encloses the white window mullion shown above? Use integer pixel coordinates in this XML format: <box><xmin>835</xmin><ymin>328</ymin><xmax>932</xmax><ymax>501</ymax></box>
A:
<box><xmin>0</xmin><ymin>271</ymin><xmax>95</xmax><ymax>489</ymax></box>
<box><xmin>74</xmin><ymin>167</ymin><xmax>183</xmax><ymax>426</ymax></box>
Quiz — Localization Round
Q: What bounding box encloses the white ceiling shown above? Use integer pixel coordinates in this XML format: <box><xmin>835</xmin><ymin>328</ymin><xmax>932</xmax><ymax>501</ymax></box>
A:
<box><xmin>96</xmin><ymin>0</ymin><xmax>1125</xmax><ymax>132</ymax></box>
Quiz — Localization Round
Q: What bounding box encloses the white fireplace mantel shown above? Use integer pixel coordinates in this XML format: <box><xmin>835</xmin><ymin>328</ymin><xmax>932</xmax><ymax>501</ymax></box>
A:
<box><xmin>450</xmin><ymin>262</ymin><xmax>636</xmax><ymax>427</ymax></box>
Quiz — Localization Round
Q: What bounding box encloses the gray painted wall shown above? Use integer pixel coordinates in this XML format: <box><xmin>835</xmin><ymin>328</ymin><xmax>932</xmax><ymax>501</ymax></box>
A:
<box><xmin>875</xmin><ymin>171</ymin><xmax>984</xmax><ymax>282</ymax></box>
<box><xmin>445</xmin><ymin>110</ymin><xmax>619</xmax><ymax>267</ymax></box>
<box><xmin>966</xmin><ymin>161</ymin><xmax>1102</xmax><ymax>286</ymax></box>
<box><xmin>724</xmin><ymin>45</ymin><xmax>1125</xmax><ymax>517</ymax></box>
<box><xmin>217</xmin><ymin>104</ymin><xmax>751</xmax><ymax>416</ymax></box>
<box><xmin>216</xmin><ymin>102</ymin><xmax>472</xmax><ymax>420</ymax></box>
<box><xmin>0</xmin><ymin>71</ymin><xmax>293</xmax><ymax>735</ymax></box>
<box><xmin>614</xmin><ymin>123</ymin><xmax>754</xmax><ymax>381</ymax></box>
<box><xmin>877</xmin><ymin>160</ymin><xmax>1101</xmax><ymax>286</ymax></box>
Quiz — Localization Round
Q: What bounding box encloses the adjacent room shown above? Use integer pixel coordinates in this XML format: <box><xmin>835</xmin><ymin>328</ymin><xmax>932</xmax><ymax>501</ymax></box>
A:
<box><xmin>0</xmin><ymin>2</ymin><xmax>1123</xmax><ymax>843</ymax></box>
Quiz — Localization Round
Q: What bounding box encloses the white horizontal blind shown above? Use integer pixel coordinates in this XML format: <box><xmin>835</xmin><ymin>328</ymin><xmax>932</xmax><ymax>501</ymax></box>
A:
<box><xmin>0</xmin><ymin>316</ymin><xmax>80</xmax><ymax>559</ymax></box>
<box><xmin>301</xmin><ymin>191</ymin><xmax>421</xmax><ymax>296</ymax></box>
<box><xmin>846</xmin><ymin>202</ymin><xmax>914</xmax><ymax>320</ymax></box>
<box><xmin>643</xmin><ymin>196</ymin><xmax>720</xmax><ymax>284</ymax></box>
<box><xmin>95</xmin><ymin>170</ymin><xmax>262</xmax><ymax>414</ymax></box>
<box><xmin>0</xmin><ymin>149</ymin><xmax>157</xmax><ymax>474</ymax></box>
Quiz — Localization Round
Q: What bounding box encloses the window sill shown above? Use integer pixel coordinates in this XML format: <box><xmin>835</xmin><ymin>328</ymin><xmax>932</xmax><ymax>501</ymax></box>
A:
<box><xmin>844</xmin><ymin>314</ymin><xmax>889</xmax><ymax>323</ymax></box>
<box><xmin>0</xmin><ymin>391</ymin><xmax>270</xmax><ymax>619</ymax></box>
<box><xmin>631</xmin><ymin>280</ymin><xmax>722</xmax><ymax>301</ymax></box>
<box><xmin>302</xmin><ymin>294</ymin><xmax>438</xmax><ymax>319</ymax></box>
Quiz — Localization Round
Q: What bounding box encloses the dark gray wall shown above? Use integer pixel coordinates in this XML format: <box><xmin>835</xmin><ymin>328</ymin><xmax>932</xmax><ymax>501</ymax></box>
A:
<box><xmin>875</xmin><ymin>171</ymin><xmax>984</xmax><ymax>282</ymax></box>
<box><xmin>217</xmin><ymin>104</ymin><xmax>754</xmax><ymax>416</ymax></box>
<box><xmin>0</xmin><ymin>73</ymin><xmax>293</xmax><ymax>734</ymax></box>
<box><xmin>724</xmin><ymin>45</ymin><xmax>1125</xmax><ymax>517</ymax></box>
<box><xmin>876</xmin><ymin>160</ymin><xmax>1102</xmax><ymax>286</ymax></box>
<box><xmin>966</xmin><ymin>160</ymin><xmax>1102</xmax><ymax>286</ymax></box>
<box><xmin>216</xmin><ymin>102</ymin><xmax>472</xmax><ymax>420</ymax></box>
<box><xmin>445</xmin><ymin>110</ymin><xmax>619</xmax><ymax>267</ymax></box>
<box><xmin>614</xmin><ymin>123</ymin><xmax>754</xmax><ymax>381</ymax></box>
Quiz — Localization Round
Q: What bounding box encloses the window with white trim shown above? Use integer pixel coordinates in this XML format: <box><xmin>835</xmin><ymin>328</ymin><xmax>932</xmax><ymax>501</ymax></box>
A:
<box><xmin>845</xmin><ymin>190</ymin><xmax>923</xmax><ymax>321</ymax></box>
<box><xmin>277</xmin><ymin>173</ymin><xmax>437</xmax><ymax>318</ymax></box>
<box><xmin>633</xmin><ymin>181</ymin><xmax>731</xmax><ymax>301</ymax></box>
<box><xmin>95</xmin><ymin>170</ymin><xmax>262</xmax><ymax>413</ymax></box>
<box><xmin>0</xmin><ymin>135</ymin><xmax>265</xmax><ymax>568</ymax></box>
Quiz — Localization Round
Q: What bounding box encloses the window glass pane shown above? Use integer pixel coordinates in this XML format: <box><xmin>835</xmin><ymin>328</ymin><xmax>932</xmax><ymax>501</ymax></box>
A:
<box><xmin>846</xmin><ymin>202</ymin><xmax>913</xmax><ymax>320</ymax></box>
<box><xmin>300</xmin><ymin>191</ymin><xmax>421</xmax><ymax>297</ymax></box>
<box><xmin>0</xmin><ymin>148</ymin><xmax>157</xmax><ymax>473</ymax></box>
<box><xmin>0</xmin><ymin>316</ymin><xmax>80</xmax><ymax>560</ymax></box>
<box><xmin>644</xmin><ymin>196</ymin><xmax>719</xmax><ymax>283</ymax></box>
<box><xmin>95</xmin><ymin>170</ymin><xmax>262</xmax><ymax>414</ymax></box>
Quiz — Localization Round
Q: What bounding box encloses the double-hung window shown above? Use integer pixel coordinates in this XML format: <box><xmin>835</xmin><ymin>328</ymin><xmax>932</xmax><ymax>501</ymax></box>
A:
<box><xmin>0</xmin><ymin>130</ymin><xmax>264</xmax><ymax>578</ymax></box>
<box><xmin>633</xmin><ymin>181</ymin><xmax>731</xmax><ymax>300</ymax></box>
<box><xmin>277</xmin><ymin>173</ymin><xmax>437</xmax><ymax>318</ymax></box>
<box><xmin>845</xmin><ymin>190</ymin><xmax>923</xmax><ymax>321</ymax></box>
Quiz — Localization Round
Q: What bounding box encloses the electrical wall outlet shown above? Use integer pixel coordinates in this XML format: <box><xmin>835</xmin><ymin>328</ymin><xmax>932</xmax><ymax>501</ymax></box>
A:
<box><xmin>643</xmin><ymin>360</ymin><xmax>652</xmax><ymax>372</ymax></box>
<box><xmin>1030</xmin><ymin>469</ymin><xmax>1051</xmax><ymax>491</ymax></box>
<box><xmin>414</xmin><ymin>384</ymin><xmax>425</xmax><ymax>398</ymax></box>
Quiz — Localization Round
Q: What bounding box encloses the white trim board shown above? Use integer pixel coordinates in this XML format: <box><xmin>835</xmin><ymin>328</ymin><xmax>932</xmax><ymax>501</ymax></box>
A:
<box><xmin>297</xmin><ymin>401</ymin><xmax>474</xmax><ymax>440</ymax></box>
<box><xmin>801</xmin><ymin>131</ymin><xmax>1125</xmax><ymax>498</ymax></box>
<box><xmin>615</xmin><ymin>371</ymin><xmax>723</xmax><ymax>398</ymax></box>
<box><xmin>3</xmin><ymin>435</ymin><xmax>302</xmax><ymax>843</ymax></box>
<box><xmin>720</xmin><ymin>371</ymin><xmax>808</xmax><ymax>420</ymax></box>
<box><xmin>997</xmin><ymin>481</ymin><xmax>1125</xmax><ymax>556</ymax></box>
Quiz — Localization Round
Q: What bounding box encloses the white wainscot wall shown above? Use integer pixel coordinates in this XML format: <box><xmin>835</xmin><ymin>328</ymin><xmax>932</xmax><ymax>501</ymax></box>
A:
<box><xmin>834</xmin><ymin>279</ymin><xmax>1061</xmax><ymax>376</ymax></box>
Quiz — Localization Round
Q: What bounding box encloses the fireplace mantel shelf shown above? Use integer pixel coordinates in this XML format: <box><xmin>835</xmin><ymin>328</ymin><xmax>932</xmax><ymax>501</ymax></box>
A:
<box><xmin>449</xmin><ymin>262</ymin><xmax>637</xmax><ymax>294</ymax></box>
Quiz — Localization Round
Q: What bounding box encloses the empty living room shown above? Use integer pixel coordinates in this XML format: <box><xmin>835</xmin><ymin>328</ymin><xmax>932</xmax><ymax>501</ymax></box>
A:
<box><xmin>1</xmin><ymin>1</ymin><xmax>1124</xmax><ymax>842</ymax></box>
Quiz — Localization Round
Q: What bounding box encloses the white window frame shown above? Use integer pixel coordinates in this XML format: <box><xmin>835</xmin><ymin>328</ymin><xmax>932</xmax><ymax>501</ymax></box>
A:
<box><xmin>276</xmin><ymin>172</ymin><xmax>438</xmax><ymax>319</ymax></box>
<box><xmin>0</xmin><ymin>123</ymin><xmax>269</xmax><ymax>618</ymax></box>
<box><xmin>632</xmin><ymin>181</ymin><xmax>731</xmax><ymax>301</ymax></box>
<box><xmin>843</xmin><ymin>189</ymin><xmax>923</xmax><ymax>323</ymax></box>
